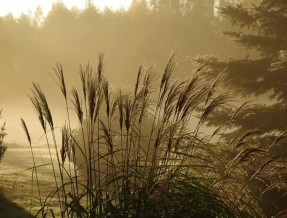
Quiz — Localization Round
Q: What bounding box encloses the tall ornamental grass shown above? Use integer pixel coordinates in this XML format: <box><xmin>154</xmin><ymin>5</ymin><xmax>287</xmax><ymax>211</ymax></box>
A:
<box><xmin>22</xmin><ymin>53</ymin><xmax>287</xmax><ymax>217</ymax></box>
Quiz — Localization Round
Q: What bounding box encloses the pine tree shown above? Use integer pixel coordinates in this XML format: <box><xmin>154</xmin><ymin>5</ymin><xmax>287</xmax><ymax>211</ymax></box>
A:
<box><xmin>196</xmin><ymin>0</ymin><xmax>287</xmax><ymax>147</ymax></box>
<box><xmin>194</xmin><ymin>2</ymin><xmax>287</xmax><ymax>215</ymax></box>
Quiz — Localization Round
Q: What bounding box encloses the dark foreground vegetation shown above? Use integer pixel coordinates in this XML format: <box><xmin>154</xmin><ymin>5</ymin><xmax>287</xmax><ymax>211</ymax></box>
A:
<box><xmin>0</xmin><ymin>110</ymin><xmax>7</xmax><ymax>163</ymax></box>
<box><xmin>20</xmin><ymin>54</ymin><xmax>287</xmax><ymax>217</ymax></box>
<box><xmin>0</xmin><ymin>192</ymin><xmax>33</xmax><ymax>218</ymax></box>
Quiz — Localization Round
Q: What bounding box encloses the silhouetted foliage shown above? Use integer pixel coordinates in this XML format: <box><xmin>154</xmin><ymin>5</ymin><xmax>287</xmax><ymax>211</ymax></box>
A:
<box><xmin>195</xmin><ymin>1</ymin><xmax>287</xmax><ymax>215</ymax></box>
<box><xmin>0</xmin><ymin>110</ymin><xmax>7</xmax><ymax>163</ymax></box>
<box><xmin>196</xmin><ymin>1</ymin><xmax>287</xmax><ymax>134</ymax></box>
<box><xmin>20</xmin><ymin>52</ymin><xmax>287</xmax><ymax>217</ymax></box>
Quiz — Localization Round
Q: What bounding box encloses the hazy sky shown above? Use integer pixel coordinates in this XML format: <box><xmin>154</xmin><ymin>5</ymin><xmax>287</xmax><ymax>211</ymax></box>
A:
<box><xmin>0</xmin><ymin>0</ymin><xmax>133</xmax><ymax>18</ymax></box>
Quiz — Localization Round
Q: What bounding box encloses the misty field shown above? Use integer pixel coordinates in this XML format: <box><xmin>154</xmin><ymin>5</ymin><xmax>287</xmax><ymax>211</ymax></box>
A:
<box><xmin>0</xmin><ymin>147</ymin><xmax>57</xmax><ymax>214</ymax></box>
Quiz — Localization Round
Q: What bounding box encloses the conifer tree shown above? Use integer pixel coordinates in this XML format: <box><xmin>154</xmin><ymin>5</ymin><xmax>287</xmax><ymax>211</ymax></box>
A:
<box><xmin>195</xmin><ymin>2</ymin><xmax>287</xmax><ymax>215</ymax></box>
<box><xmin>196</xmin><ymin>1</ymin><xmax>287</xmax><ymax>147</ymax></box>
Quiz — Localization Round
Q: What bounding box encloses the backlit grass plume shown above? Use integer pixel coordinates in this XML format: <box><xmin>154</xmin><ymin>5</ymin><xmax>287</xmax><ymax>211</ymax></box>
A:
<box><xmin>22</xmin><ymin>53</ymin><xmax>287</xmax><ymax>217</ymax></box>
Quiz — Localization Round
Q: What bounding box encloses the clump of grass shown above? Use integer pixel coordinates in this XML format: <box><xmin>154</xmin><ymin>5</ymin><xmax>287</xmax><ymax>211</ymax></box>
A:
<box><xmin>22</xmin><ymin>53</ymin><xmax>287</xmax><ymax>217</ymax></box>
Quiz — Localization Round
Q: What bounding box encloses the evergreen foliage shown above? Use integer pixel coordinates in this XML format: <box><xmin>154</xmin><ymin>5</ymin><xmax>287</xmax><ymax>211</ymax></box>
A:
<box><xmin>195</xmin><ymin>1</ymin><xmax>287</xmax><ymax>215</ymax></box>
<box><xmin>196</xmin><ymin>0</ymin><xmax>287</xmax><ymax>137</ymax></box>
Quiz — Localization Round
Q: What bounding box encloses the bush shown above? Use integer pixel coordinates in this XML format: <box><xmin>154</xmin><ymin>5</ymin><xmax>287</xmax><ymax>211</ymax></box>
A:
<box><xmin>22</xmin><ymin>53</ymin><xmax>287</xmax><ymax>217</ymax></box>
<box><xmin>0</xmin><ymin>109</ymin><xmax>7</xmax><ymax>163</ymax></box>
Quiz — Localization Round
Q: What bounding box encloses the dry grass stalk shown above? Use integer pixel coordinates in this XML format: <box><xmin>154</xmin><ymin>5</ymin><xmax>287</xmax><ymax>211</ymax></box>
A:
<box><xmin>21</xmin><ymin>53</ymin><xmax>287</xmax><ymax>217</ymax></box>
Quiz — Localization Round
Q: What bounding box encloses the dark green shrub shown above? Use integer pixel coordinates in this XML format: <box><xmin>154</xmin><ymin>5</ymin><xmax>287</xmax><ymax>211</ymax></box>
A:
<box><xmin>0</xmin><ymin>109</ymin><xmax>7</xmax><ymax>163</ymax></box>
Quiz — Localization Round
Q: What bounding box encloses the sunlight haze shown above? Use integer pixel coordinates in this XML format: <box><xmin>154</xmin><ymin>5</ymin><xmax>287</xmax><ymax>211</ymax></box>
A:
<box><xmin>0</xmin><ymin>0</ymin><xmax>133</xmax><ymax>18</ymax></box>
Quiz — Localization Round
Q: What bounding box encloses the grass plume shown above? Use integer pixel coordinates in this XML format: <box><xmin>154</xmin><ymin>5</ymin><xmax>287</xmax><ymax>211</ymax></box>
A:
<box><xmin>21</xmin><ymin>53</ymin><xmax>287</xmax><ymax>217</ymax></box>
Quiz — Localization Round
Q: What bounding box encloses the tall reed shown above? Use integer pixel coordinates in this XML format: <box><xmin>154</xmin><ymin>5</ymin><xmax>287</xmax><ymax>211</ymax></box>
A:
<box><xmin>23</xmin><ymin>53</ymin><xmax>287</xmax><ymax>217</ymax></box>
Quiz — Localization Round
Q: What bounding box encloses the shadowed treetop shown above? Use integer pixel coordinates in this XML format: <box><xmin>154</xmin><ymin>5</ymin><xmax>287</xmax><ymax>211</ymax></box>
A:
<box><xmin>196</xmin><ymin>0</ymin><xmax>287</xmax><ymax>134</ymax></box>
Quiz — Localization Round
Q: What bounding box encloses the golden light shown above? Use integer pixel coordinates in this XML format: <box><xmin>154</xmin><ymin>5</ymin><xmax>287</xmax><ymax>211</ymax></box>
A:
<box><xmin>0</xmin><ymin>0</ymin><xmax>133</xmax><ymax>18</ymax></box>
